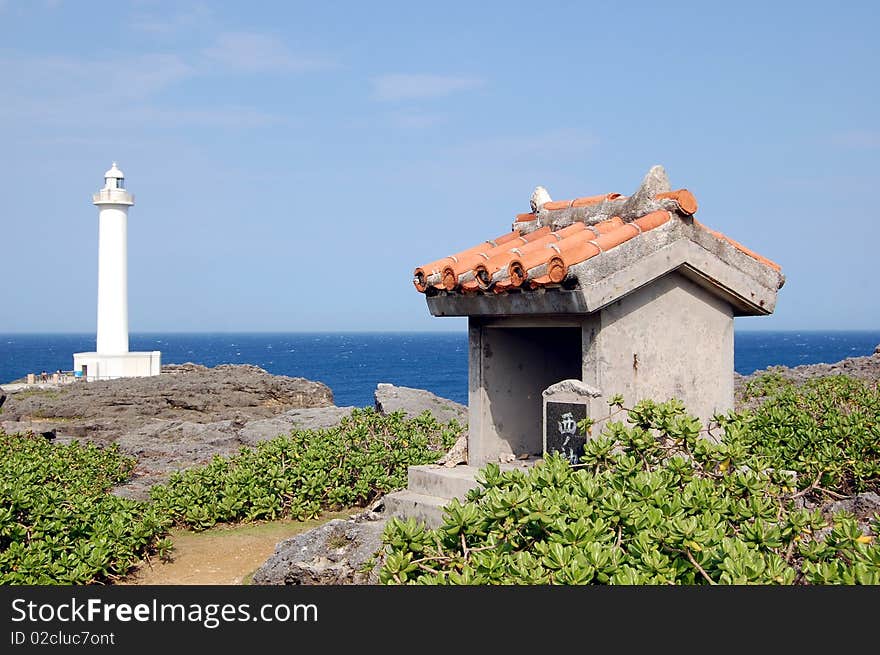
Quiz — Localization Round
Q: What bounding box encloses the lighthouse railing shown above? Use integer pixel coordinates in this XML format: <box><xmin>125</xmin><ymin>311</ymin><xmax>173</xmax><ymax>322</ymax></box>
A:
<box><xmin>92</xmin><ymin>189</ymin><xmax>135</xmax><ymax>204</ymax></box>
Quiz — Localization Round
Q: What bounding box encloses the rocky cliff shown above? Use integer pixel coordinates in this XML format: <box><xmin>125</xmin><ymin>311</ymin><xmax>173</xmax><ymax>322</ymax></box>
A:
<box><xmin>0</xmin><ymin>365</ymin><xmax>467</xmax><ymax>500</ymax></box>
<box><xmin>0</xmin><ymin>364</ymin><xmax>346</xmax><ymax>498</ymax></box>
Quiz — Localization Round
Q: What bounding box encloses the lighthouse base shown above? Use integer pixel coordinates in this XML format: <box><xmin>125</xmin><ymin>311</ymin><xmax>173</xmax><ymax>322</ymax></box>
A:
<box><xmin>73</xmin><ymin>351</ymin><xmax>161</xmax><ymax>382</ymax></box>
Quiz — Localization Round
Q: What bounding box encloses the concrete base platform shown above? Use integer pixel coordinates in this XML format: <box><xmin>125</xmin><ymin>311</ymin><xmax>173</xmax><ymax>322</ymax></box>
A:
<box><xmin>385</xmin><ymin>459</ymin><xmax>538</xmax><ymax>529</ymax></box>
<box><xmin>383</xmin><ymin>489</ymin><xmax>451</xmax><ymax>529</ymax></box>
<box><xmin>73</xmin><ymin>351</ymin><xmax>161</xmax><ymax>381</ymax></box>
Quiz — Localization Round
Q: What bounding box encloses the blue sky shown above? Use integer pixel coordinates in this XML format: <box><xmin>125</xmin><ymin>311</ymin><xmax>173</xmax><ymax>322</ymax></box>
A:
<box><xmin>1</xmin><ymin>0</ymin><xmax>877</xmax><ymax>332</ymax></box>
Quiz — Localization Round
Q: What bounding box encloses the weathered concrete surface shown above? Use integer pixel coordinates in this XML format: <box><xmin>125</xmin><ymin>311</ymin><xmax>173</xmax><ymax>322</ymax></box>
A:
<box><xmin>383</xmin><ymin>490</ymin><xmax>448</xmax><ymax>529</ymax></box>
<box><xmin>589</xmin><ymin>272</ymin><xmax>735</xmax><ymax>433</ymax></box>
<box><xmin>251</xmin><ymin>513</ymin><xmax>386</xmax><ymax>585</ymax></box>
<box><xmin>464</xmin><ymin>274</ymin><xmax>736</xmax><ymax>466</ymax></box>
<box><xmin>520</xmin><ymin>166</ymin><xmax>695</xmax><ymax>236</ymax></box>
<box><xmin>0</xmin><ymin>364</ymin><xmax>340</xmax><ymax>499</ymax></box>
<box><xmin>374</xmin><ymin>383</ymin><xmax>467</xmax><ymax>425</ymax></box>
<box><xmin>469</xmin><ymin>322</ymin><xmax>582</xmax><ymax>465</ymax></box>
<box><xmin>385</xmin><ymin>459</ymin><xmax>537</xmax><ymax>528</ymax></box>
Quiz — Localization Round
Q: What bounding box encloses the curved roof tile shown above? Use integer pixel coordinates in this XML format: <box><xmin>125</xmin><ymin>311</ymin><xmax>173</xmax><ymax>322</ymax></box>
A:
<box><xmin>413</xmin><ymin>186</ymin><xmax>781</xmax><ymax>295</ymax></box>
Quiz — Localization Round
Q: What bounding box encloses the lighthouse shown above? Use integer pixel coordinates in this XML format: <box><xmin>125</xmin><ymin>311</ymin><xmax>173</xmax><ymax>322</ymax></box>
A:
<box><xmin>73</xmin><ymin>163</ymin><xmax>161</xmax><ymax>381</ymax></box>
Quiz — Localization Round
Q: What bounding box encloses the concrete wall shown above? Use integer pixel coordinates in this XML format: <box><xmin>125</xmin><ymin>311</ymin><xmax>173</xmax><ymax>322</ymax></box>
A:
<box><xmin>584</xmin><ymin>271</ymin><xmax>734</xmax><ymax>429</ymax></box>
<box><xmin>465</xmin><ymin>273</ymin><xmax>734</xmax><ymax>465</ymax></box>
<box><xmin>468</xmin><ymin>319</ymin><xmax>582</xmax><ymax>465</ymax></box>
<box><xmin>73</xmin><ymin>351</ymin><xmax>161</xmax><ymax>381</ymax></box>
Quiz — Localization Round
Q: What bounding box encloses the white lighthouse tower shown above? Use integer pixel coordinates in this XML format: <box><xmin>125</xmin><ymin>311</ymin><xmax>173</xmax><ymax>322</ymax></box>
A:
<box><xmin>73</xmin><ymin>163</ymin><xmax>161</xmax><ymax>381</ymax></box>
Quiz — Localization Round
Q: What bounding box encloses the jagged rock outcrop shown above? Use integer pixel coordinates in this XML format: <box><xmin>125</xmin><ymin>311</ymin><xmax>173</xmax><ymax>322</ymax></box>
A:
<box><xmin>3</xmin><ymin>363</ymin><xmax>333</xmax><ymax>424</ymax></box>
<box><xmin>251</xmin><ymin>512</ymin><xmax>386</xmax><ymax>585</ymax></box>
<box><xmin>437</xmin><ymin>433</ymin><xmax>468</xmax><ymax>468</ymax></box>
<box><xmin>237</xmin><ymin>407</ymin><xmax>357</xmax><ymax>445</ymax></box>
<box><xmin>374</xmin><ymin>383</ymin><xmax>467</xmax><ymax>425</ymax></box>
<box><xmin>1</xmin><ymin>364</ymin><xmax>341</xmax><ymax>499</ymax></box>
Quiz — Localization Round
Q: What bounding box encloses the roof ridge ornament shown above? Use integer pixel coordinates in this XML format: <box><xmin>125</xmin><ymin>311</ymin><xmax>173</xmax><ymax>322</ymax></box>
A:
<box><xmin>530</xmin><ymin>186</ymin><xmax>552</xmax><ymax>213</ymax></box>
<box><xmin>617</xmin><ymin>164</ymin><xmax>672</xmax><ymax>223</ymax></box>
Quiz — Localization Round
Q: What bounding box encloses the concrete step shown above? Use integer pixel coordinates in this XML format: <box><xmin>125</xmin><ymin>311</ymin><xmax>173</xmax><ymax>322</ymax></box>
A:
<box><xmin>385</xmin><ymin>459</ymin><xmax>540</xmax><ymax>531</ymax></box>
<box><xmin>407</xmin><ymin>464</ymin><xmax>484</xmax><ymax>500</ymax></box>
<box><xmin>383</xmin><ymin>489</ymin><xmax>450</xmax><ymax>529</ymax></box>
<box><xmin>406</xmin><ymin>459</ymin><xmax>539</xmax><ymax>501</ymax></box>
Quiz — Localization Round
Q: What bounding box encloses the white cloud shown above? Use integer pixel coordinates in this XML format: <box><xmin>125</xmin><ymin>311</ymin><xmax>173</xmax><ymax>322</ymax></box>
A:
<box><xmin>0</xmin><ymin>26</ymin><xmax>334</xmax><ymax>133</ymax></box>
<box><xmin>131</xmin><ymin>3</ymin><xmax>212</xmax><ymax>35</ymax></box>
<box><xmin>372</xmin><ymin>73</ymin><xmax>484</xmax><ymax>102</ymax></box>
<box><xmin>448</xmin><ymin>128</ymin><xmax>599</xmax><ymax>160</ymax></box>
<box><xmin>388</xmin><ymin>110</ymin><xmax>447</xmax><ymax>129</ymax></box>
<box><xmin>0</xmin><ymin>53</ymin><xmax>193</xmax><ymax>102</ymax></box>
<box><xmin>202</xmin><ymin>32</ymin><xmax>334</xmax><ymax>73</ymax></box>
<box><xmin>125</xmin><ymin>105</ymin><xmax>283</xmax><ymax>128</ymax></box>
<box><xmin>0</xmin><ymin>53</ymin><xmax>282</xmax><ymax>129</ymax></box>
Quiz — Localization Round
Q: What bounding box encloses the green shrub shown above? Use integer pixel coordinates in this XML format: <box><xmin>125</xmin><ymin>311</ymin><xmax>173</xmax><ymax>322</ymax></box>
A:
<box><xmin>740</xmin><ymin>369</ymin><xmax>794</xmax><ymax>401</ymax></box>
<box><xmin>729</xmin><ymin>375</ymin><xmax>879</xmax><ymax>494</ymax></box>
<box><xmin>150</xmin><ymin>408</ymin><xmax>461</xmax><ymax>530</ymax></box>
<box><xmin>0</xmin><ymin>408</ymin><xmax>460</xmax><ymax>584</ymax></box>
<box><xmin>0</xmin><ymin>433</ymin><xmax>172</xmax><ymax>585</ymax></box>
<box><xmin>381</xmin><ymin>392</ymin><xmax>880</xmax><ymax>585</ymax></box>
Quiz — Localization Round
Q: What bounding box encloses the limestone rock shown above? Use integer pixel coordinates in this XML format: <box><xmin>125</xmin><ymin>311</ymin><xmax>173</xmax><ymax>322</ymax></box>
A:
<box><xmin>1</xmin><ymin>364</ymin><xmax>338</xmax><ymax>499</ymax></box>
<box><xmin>238</xmin><ymin>407</ymin><xmax>357</xmax><ymax>445</ymax></box>
<box><xmin>542</xmin><ymin>379</ymin><xmax>601</xmax><ymax>398</ymax></box>
<box><xmin>3</xmin><ymin>363</ymin><xmax>333</xmax><ymax>426</ymax></box>
<box><xmin>822</xmin><ymin>492</ymin><xmax>880</xmax><ymax>523</ymax></box>
<box><xmin>806</xmin><ymin>492</ymin><xmax>880</xmax><ymax>543</ymax></box>
<box><xmin>251</xmin><ymin>515</ymin><xmax>387</xmax><ymax>585</ymax></box>
<box><xmin>374</xmin><ymin>383</ymin><xmax>467</xmax><ymax>425</ymax></box>
<box><xmin>437</xmin><ymin>433</ymin><xmax>467</xmax><ymax>468</ymax></box>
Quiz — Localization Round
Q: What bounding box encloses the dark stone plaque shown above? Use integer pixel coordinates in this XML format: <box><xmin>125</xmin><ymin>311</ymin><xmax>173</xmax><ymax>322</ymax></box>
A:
<box><xmin>545</xmin><ymin>401</ymin><xmax>588</xmax><ymax>465</ymax></box>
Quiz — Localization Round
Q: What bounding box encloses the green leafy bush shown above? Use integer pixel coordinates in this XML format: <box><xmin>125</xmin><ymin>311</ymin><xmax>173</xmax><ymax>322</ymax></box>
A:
<box><xmin>1</xmin><ymin>408</ymin><xmax>459</xmax><ymax>584</ymax></box>
<box><xmin>381</xmin><ymin>390</ymin><xmax>880</xmax><ymax>585</ymax></box>
<box><xmin>0</xmin><ymin>433</ymin><xmax>172</xmax><ymax>585</ymax></box>
<box><xmin>740</xmin><ymin>369</ymin><xmax>794</xmax><ymax>401</ymax></box>
<box><xmin>150</xmin><ymin>408</ymin><xmax>461</xmax><ymax>530</ymax></box>
<box><xmin>730</xmin><ymin>375</ymin><xmax>879</xmax><ymax>494</ymax></box>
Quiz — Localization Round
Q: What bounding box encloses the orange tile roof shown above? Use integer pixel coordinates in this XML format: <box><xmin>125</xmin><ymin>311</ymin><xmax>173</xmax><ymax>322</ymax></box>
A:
<box><xmin>413</xmin><ymin>186</ymin><xmax>781</xmax><ymax>294</ymax></box>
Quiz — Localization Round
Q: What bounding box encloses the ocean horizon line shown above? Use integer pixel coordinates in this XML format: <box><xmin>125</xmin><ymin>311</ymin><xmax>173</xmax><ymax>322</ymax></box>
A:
<box><xmin>3</xmin><ymin>328</ymin><xmax>879</xmax><ymax>336</ymax></box>
<box><xmin>2</xmin><ymin>331</ymin><xmax>878</xmax><ymax>406</ymax></box>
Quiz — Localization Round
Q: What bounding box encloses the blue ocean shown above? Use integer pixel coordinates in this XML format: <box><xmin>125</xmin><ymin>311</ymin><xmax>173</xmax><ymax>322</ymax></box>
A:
<box><xmin>1</xmin><ymin>331</ymin><xmax>878</xmax><ymax>407</ymax></box>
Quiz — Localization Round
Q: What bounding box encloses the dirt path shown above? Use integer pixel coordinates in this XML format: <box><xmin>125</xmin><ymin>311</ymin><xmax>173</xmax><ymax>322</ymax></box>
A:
<box><xmin>120</xmin><ymin>510</ymin><xmax>355</xmax><ymax>585</ymax></box>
